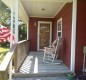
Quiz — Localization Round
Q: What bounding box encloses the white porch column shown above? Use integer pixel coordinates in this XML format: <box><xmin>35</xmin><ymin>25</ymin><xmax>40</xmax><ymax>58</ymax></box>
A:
<box><xmin>10</xmin><ymin>4</ymin><xmax>14</xmax><ymax>47</ymax></box>
<box><xmin>9</xmin><ymin>4</ymin><xmax>14</xmax><ymax>80</ymax></box>
<box><xmin>70</xmin><ymin>0</ymin><xmax>77</xmax><ymax>72</ymax></box>
<box><xmin>15</xmin><ymin>0</ymin><xmax>19</xmax><ymax>43</ymax></box>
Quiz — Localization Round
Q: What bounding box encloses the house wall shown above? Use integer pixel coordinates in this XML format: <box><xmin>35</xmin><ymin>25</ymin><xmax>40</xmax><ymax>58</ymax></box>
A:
<box><xmin>29</xmin><ymin>17</ymin><xmax>53</xmax><ymax>51</ymax></box>
<box><xmin>75</xmin><ymin>0</ymin><xmax>86</xmax><ymax>72</ymax></box>
<box><xmin>53</xmin><ymin>3</ymin><xmax>72</xmax><ymax>67</ymax></box>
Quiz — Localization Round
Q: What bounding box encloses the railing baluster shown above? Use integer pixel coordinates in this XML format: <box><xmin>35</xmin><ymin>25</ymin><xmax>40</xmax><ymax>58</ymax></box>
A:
<box><xmin>9</xmin><ymin>60</ymin><xmax>12</xmax><ymax>80</ymax></box>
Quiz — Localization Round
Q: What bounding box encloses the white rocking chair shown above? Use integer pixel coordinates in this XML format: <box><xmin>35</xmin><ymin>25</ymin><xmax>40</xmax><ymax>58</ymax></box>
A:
<box><xmin>43</xmin><ymin>38</ymin><xmax>62</xmax><ymax>63</ymax></box>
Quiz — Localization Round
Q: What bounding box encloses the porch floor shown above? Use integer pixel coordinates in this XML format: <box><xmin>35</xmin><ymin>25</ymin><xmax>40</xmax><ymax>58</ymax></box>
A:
<box><xmin>19</xmin><ymin>51</ymin><xmax>71</xmax><ymax>74</ymax></box>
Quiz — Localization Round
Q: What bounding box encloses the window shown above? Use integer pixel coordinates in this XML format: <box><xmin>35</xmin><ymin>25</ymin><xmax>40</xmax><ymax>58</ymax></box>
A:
<box><xmin>18</xmin><ymin>20</ymin><xmax>27</xmax><ymax>41</ymax></box>
<box><xmin>57</xmin><ymin>18</ymin><xmax>62</xmax><ymax>38</ymax></box>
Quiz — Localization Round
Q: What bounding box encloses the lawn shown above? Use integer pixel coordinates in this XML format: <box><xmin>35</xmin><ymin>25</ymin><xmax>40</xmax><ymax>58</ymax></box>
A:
<box><xmin>0</xmin><ymin>47</ymin><xmax>9</xmax><ymax>64</ymax></box>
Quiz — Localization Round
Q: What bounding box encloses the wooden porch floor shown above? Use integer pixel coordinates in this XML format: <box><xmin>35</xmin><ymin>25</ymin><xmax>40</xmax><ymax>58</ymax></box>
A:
<box><xmin>19</xmin><ymin>51</ymin><xmax>71</xmax><ymax>74</ymax></box>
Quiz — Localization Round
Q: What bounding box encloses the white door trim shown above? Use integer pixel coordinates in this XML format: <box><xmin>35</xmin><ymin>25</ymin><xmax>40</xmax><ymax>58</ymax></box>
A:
<box><xmin>37</xmin><ymin>21</ymin><xmax>52</xmax><ymax>51</ymax></box>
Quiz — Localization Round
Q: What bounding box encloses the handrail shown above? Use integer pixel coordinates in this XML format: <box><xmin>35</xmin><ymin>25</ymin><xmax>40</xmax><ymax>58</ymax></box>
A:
<box><xmin>0</xmin><ymin>40</ymin><xmax>29</xmax><ymax>80</ymax></box>
<box><xmin>0</xmin><ymin>44</ymin><xmax>17</xmax><ymax>71</ymax></box>
<box><xmin>18</xmin><ymin>40</ymin><xmax>28</xmax><ymax>44</ymax></box>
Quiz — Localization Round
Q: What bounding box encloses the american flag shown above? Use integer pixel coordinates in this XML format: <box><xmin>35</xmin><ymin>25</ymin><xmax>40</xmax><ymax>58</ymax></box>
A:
<box><xmin>0</xmin><ymin>24</ymin><xmax>14</xmax><ymax>43</ymax></box>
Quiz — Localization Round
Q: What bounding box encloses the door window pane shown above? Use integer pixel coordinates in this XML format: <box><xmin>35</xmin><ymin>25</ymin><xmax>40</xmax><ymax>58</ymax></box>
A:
<box><xmin>39</xmin><ymin>24</ymin><xmax>50</xmax><ymax>49</ymax></box>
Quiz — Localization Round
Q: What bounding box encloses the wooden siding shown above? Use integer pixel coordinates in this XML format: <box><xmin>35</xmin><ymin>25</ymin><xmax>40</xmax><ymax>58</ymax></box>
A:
<box><xmin>53</xmin><ymin>3</ymin><xmax>72</xmax><ymax>68</ymax></box>
<box><xmin>75</xmin><ymin>0</ymin><xmax>86</xmax><ymax>72</ymax></box>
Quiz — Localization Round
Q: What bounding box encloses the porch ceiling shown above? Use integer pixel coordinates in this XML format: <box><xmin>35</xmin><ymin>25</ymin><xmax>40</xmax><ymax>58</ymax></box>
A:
<box><xmin>21</xmin><ymin>0</ymin><xmax>72</xmax><ymax>18</ymax></box>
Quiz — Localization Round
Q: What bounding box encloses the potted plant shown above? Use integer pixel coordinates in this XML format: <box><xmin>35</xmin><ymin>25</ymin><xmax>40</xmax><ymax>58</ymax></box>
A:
<box><xmin>67</xmin><ymin>72</ymin><xmax>76</xmax><ymax>80</ymax></box>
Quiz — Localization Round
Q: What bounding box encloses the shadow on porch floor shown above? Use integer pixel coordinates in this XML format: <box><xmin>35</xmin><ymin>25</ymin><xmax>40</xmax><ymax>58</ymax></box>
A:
<box><xmin>13</xmin><ymin>51</ymin><xmax>71</xmax><ymax>80</ymax></box>
<box><xmin>19</xmin><ymin>51</ymin><xmax>70</xmax><ymax>74</ymax></box>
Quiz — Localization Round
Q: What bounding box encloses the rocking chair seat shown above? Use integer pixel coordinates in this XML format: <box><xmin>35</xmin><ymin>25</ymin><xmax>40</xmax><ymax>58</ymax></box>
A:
<box><xmin>43</xmin><ymin>39</ymin><xmax>58</xmax><ymax>63</ymax></box>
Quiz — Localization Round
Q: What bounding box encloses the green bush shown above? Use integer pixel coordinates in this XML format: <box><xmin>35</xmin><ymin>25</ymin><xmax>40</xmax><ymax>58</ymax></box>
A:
<box><xmin>0</xmin><ymin>41</ymin><xmax>10</xmax><ymax>47</ymax></box>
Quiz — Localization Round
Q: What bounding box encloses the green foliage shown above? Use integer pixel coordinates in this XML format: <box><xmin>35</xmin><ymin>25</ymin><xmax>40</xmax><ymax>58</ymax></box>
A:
<box><xmin>0</xmin><ymin>0</ymin><xmax>10</xmax><ymax>26</ymax></box>
<box><xmin>0</xmin><ymin>47</ymin><xmax>9</xmax><ymax>64</ymax></box>
<box><xmin>18</xmin><ymin>24</ymin><xmax>27</xmax><ymax>41</ymax></box>
<box><xmin>0</xmin><ymin>41</ymin><xmax>10</xmax><ymax>47</ymax></box>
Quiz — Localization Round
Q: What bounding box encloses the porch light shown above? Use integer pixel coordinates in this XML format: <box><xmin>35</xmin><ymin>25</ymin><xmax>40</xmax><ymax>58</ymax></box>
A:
<box><xmin>34</xmin><ymin>21</ymin><xmax>37</xmax><ymax>27</ymax></box>
<box><xmin>41</xmin><ymin>8</ymin><xmax>45</xmax><ymax>11</ymax></box>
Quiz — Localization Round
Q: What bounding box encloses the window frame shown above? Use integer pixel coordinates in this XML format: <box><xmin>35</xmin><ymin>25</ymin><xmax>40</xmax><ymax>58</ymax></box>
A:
<box><xmin>57</xmin><ymin>18</ymin><xmax>62</xmax><ymax>38</ymax></box>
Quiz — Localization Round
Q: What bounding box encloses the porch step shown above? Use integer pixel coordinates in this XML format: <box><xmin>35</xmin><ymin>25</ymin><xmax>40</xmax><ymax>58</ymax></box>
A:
<box><xmin>13</xmin><ymin>72</ymin><xmax>68</xmax><ymax>80</ymax></box>
<box><xmin>13</xmin><ymin>72</ymin><xmax>68</xmax><ymax>78</ymax></box>
<box><xmin>13</xmin><ymin>76</ymin><xmax>68</xmax><ymax>80</ymax></box>
<box><xmin>12</xmin><ymin>72</ymin><xmax>70</xmax><ymax>80</ymax></box>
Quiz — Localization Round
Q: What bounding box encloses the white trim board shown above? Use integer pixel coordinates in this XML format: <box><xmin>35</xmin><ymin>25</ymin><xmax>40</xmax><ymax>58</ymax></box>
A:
<box><xmin>70</xmin><ymin>0</ymin><xmax>77</xmax><ymax>72</ymax></box>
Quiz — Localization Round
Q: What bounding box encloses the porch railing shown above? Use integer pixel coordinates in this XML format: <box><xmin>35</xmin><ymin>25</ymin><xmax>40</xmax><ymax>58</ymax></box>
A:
<box><xmin>0</xmin><ymin>40</ymin><xmax>29</xmax><ymax>80</ymax></box>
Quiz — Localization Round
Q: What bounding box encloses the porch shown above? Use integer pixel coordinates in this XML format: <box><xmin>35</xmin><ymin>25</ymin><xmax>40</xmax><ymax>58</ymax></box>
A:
<box><xmin>1</xmin><ymin>0</ymin><xmax>86</xmax><ymax>80</ymax></box>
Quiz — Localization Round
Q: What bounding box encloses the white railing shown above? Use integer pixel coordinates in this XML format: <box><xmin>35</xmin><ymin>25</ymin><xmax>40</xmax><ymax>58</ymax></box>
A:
<box><xmin>0</xmin><ymin>40</ymin><xmax>29</xmax><ymax>80</ymax></box>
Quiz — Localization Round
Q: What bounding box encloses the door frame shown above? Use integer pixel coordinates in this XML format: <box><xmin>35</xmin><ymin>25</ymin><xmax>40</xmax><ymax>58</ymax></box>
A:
<box><xmin>37</xmin><ymin>21</ymin><xmax>52</xmax><ymax>50</ymax></box>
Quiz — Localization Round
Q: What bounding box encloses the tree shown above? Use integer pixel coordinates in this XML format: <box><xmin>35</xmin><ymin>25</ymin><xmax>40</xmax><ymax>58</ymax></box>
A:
<box><xmin>0</xmin><ymin>0</ymin><xmax>10</xmax><ymax>26</ymax></box>
<box><xmin>18</xmin><ymin>24</ymin><xmax>27</xmax><ymax>41</ymax></box>
<box><xmin>0</xmin><ymin>0</ymin><xmax>11</xmax><ymax>47</ymax></box>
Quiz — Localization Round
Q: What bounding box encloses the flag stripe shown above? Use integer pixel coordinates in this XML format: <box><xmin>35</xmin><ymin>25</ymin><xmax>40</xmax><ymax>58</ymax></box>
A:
<box><xmin>0</xmin><ymin>24</ymin><xmax>15</xmax><ymax>43</ymax></box>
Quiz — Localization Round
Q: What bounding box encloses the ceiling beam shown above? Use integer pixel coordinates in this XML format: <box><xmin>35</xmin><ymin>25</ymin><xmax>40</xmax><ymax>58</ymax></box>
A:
<box><xmin>21</xmin><ymin>0</ymin><xmax>73</xmax><ymax>2</ymax></box>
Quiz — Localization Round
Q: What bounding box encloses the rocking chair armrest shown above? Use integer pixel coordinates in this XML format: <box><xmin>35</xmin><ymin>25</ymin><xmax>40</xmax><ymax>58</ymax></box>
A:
<box><xmin>44</xmin><ymin>47</ymin><xmax>54</xmax><ymax>52</ymax></box>
<box><xmin>49</xmin><ymin>46</ymin><xmax>53</xmax><ymax>48</ymax></box>
<box><xmin>44</xmin><ymin>47</ymin><xmax>51</xmax><ymax>49</ymax></box>
<box><xmin>45</xmin><ymin>50</ymin><xmax>54</xmax><ymax>54</ymax></box>
<box><xmin>44</xmin><ymin>46</ymin><xmax>53</xmax><ymax>49</ymax></box>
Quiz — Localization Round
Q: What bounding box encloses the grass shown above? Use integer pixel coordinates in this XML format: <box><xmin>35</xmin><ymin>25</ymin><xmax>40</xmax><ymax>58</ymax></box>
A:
<box><xmin>0</xmin><ymin>47</ymin><xmax>9</xmax><ymax>64</ymax></box>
